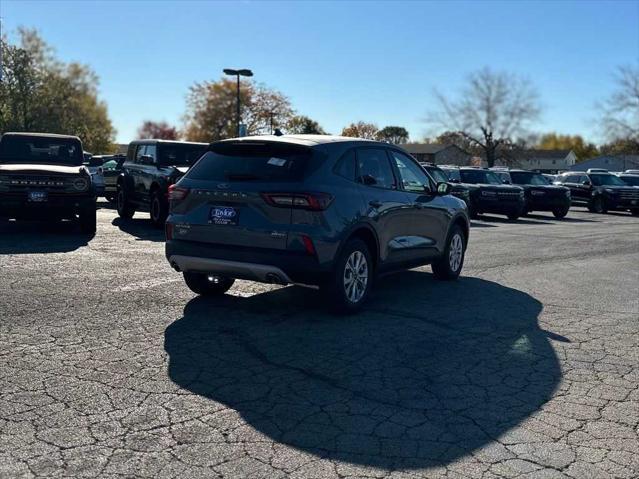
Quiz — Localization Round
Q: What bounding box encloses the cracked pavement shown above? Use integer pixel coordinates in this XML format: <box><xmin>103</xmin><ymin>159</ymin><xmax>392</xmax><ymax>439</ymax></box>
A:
<box><xmin>0</xmin><ymin>204</ymin><xmax>638</xmax><ymax>478</ymax></box>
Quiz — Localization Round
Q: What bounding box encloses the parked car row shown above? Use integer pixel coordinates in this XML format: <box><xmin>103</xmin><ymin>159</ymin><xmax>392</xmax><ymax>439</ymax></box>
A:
<box><xmin>1</xmin><ymin>131</ymin><xmax>638</xmax><ymax>312</ymax></box>
<box><xmin>0</xmin><ymin>132</ymin><xmax>470</xmax><ymax>313</ymax></box>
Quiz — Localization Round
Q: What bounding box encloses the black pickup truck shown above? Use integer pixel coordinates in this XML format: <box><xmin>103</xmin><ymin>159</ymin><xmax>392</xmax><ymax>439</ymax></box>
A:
<box><xmin>116</xmin><ymin>140</ymin><xmax>207</xmax><ymax>227</ymax></box>
<box><xmin>441</xmin><ymin>166</ymin><xmax>525</xmax><ymax>220</ymax></box>
<box><xmin>506</xmin><ymin>170</ymin><xmax>572</xmax><ymax>218</ymax></box>
<box><xmin>0</xmin><ymin>132</ymin><xmax>97</xmax><ymax>233</ymax></box>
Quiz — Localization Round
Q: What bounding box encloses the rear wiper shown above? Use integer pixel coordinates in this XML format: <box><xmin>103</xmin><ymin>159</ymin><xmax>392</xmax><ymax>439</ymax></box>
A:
<box><xmin>225</xmin><ymin>173</ymin><xmax>262</xmax><ymax>181</ymax></box>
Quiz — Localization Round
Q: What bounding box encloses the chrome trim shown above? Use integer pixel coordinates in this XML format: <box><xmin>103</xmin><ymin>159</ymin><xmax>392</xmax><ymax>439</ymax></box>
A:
<box><xmin>169</xmin><ymin>255</ymin><xmax>292</xmax><ymax>284</ymax></box>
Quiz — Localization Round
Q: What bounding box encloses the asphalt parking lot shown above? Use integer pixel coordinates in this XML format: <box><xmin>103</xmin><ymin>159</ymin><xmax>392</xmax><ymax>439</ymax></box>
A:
<box><xmin>1</xmin><ymin>204</ymin><xmax>638</xmax><ymax>479</ymax></box>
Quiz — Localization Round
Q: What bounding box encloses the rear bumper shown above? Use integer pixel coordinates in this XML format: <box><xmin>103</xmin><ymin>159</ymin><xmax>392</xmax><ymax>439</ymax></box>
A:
<box><xmin>165</xmin><ymin>239</ymin><xmax>330</xmax><ymax>285</ymax></box>
<box><xmin>168</xmin><ymin>255</ymin><xmax>293</xmax><ymax>284</ymax></box>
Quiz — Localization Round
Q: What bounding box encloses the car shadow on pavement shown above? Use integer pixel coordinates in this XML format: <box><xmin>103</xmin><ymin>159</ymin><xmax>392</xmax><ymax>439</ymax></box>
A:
<box><xmin>165</xmin><ymin>271</ymin><xmax>560</xmax><ymax>469</ymax></box>
<box><xmin>0</xmin><ymin>220</ymin><xmax>92</xmax><ymax>253</ymax></box>
<box><xmin>525</xmin><ymin>214</ymin><xmax>597</xmax><ymax>223</ymax></box>
<box><xmin>111</xmin><ymin>217</ymin><xmax>165</xmax><ymax>242</ymax></box>
<box><xmin>476</xmin><ymin>215</ymin><xmax>552</xmax><ymax>225</ymax></box>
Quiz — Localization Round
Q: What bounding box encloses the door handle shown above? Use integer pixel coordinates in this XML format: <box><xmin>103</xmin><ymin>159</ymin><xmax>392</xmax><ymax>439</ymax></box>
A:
<box><xmin>369</xmin><ymin>200</ymin><xmax>382</xmax><ymax>208</ymax></box>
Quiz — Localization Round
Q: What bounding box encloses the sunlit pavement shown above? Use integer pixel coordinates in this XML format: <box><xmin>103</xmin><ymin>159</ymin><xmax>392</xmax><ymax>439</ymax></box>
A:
<box><xmin>1</xmin><ymin>203</ymin><xmax>638</xmax><ymax>478</ymax></box>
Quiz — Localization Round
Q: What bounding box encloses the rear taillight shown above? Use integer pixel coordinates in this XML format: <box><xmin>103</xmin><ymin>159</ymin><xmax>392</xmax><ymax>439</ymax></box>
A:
<box><xmin>168</xmin><ymin>184</ymin><xmax>189</xmax><ymax>201</ymax></box>
<box><xmin>261</xmin><ymin>192</ymin><xmax>333</xmax><ymax>211</ymax></box>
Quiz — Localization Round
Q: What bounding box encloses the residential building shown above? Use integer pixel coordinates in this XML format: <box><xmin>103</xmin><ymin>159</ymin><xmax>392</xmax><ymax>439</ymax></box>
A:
<box><xmin>403</xmin><ymin>143</ymin><xmax>471</xmax><ymax>166</ymax></box>
<box><xmin>568</xmin><ymin>155</ymin><xmax>639</xmax><ymax>172</ymax></box>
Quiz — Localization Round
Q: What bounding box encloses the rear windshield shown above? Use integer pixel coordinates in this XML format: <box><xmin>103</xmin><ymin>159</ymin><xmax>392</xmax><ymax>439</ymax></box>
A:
<box><xmin>0</xmin><ymin>136</ymin><xmax>83</xmax><ymax>166</ymax></box>
<box><xmin>425</xmin><ymin>167</ymin><xmax>449</xmax><ymax>184</ymax></box>
<box><xmin>441</xmin><ymin>168</ymin><xmax>461</xmax><ymax>182</ymax></box>
<box><xmin>460</xmin><ymin>169</ymin><xmax>502</xmax><ymax>185</ymax></box>
<box><xmin>590</xmin><ymin>174</ymin><xmax>627</xmax><ymax>186</ymax></box>
<box><xmin>510</xmin><ymin>172</ymin><xmax>550</xmax><ymax>185</ymax></box>
<box><xmin>158</xmin><ymin>143</ymin><xmax>207</xmax><ymax>167</ymax></box>
<box><xmin>186</xmin><ymin>143</ymin><xmax>312</xmax><ymax>182</ymax></box>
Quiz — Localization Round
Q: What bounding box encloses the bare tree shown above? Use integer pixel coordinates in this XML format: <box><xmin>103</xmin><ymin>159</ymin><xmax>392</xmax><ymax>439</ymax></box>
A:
<box><xmin>429</xmin><ymin>67</ymin><xmax>541</xmax><ymax>167</ymax></box>
<box><xmin>599</xmin><ymin>65</ymin><xmax>639</xmax><ymax>147</ymax></box>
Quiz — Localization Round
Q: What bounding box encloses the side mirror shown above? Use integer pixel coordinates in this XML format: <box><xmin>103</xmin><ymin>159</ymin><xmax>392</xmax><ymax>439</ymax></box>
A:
<box><xmin>436</xmin><ymin>182</ymin><xmax>452</xmax><ymax>196</ymax></box>
<box><xmin>140</xmin><ymin>154</ymin><xmax>155</xmax><ymax>165</ymax></box>
<box><xmin>450</xmin><ymin>178</ymin><xmax>460</xmax><ymax>183</ymax></box>
<box><xmin>582</xmin><ymin>180</ymin><xmax>591</xmax><ymax>186</ymax></box>
<box><xmin>360</xmin><ymin>174</ymin><xmax>377</xmax><ymax>186</ymax></box>
<box><xmin>502</xmin><ymin>179</ymin><xmax>511</xmax><ymax>184</ymax></box>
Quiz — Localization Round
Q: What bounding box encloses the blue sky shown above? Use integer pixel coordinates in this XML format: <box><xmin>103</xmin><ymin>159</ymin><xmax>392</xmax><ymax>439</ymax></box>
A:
<box><xmin>3</xmin><ymin>0</ymin><xmax>638</xmax><ymax>145</ymax></box>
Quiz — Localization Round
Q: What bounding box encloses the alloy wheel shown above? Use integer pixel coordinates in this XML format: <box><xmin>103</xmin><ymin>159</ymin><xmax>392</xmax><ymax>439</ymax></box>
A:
<box><xmin>343</xmin><ymin>250</ymin><xmax>368</xmax><ymax>303</ymax></box>
<box><xmin>449</xmin><ymin>233</ymin><xmax>463</xmax><ymax>272</ymax></box>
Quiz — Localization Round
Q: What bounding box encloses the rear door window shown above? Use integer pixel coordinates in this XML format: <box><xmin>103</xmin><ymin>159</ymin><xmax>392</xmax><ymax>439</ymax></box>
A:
<box><xmin>356</xmin><ymin>148</ymin><xmax>396</xmax><ymax>189</ymax></box>
<box><xmin>186</xmin><ymin>143</ymin><xmax>312</xmax><ymax>182</ymax></box>
<box><xmin>334</xmin><ymin>149</ymin><xmax>356</xmax><ymax>181</ymax></box>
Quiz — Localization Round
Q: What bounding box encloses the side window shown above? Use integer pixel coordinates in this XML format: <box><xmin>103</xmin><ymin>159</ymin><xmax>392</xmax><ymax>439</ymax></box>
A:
<box><xmin>146</xmin><ymin>144</ymin><xmax>157</xmax><ymax>162</ymax></box>
<box><xmin>389</xmin><ymin>150</ymin><xmax>431</xmax><ymax>193</ymax></box>
<box><xmin>334</xmin><ymin>149</ymin><xmax>356</xmax><ymax>181</ymax></box>
<box><xmin>356</xmin><ymin>148</ymin><xmax>396</xmax><ymax>189</ymax></box>
<box><xmin>134</xmin><ymin>145</ymin><xmax>147</xmax><ymax>163</ymax></box>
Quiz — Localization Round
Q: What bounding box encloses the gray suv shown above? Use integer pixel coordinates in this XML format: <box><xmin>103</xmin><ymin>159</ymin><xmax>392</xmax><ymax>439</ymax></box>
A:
<box><xmin>165</xmin><ymin>135</ymin><xmax>470</xmax><ymax>313</ymax></box>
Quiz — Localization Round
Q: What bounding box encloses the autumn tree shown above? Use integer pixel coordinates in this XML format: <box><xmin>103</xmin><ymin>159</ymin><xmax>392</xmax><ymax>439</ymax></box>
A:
<box><xmin>599</xmin><ymin>138</ymin><xmax>639</xmax><ymax>156</ymax></box>
<box><xmin>341</xmin><ymin>121</ymin><xmax>379</xmax><ymax>139</ymax></box>
<box><xmin>183</xmin><ymin>78</ymin><xmax>294</xmax><ymax>142</ymax></box>
<box><xmin>429</xmin><ymin>67</ymin><xmax>541</xmax><ymax>167</ymax></box>
<box><xmin>0</xmin><ymin>28</ymin><xmax>116</xmax><ymax>152</ymax></box>
<box><xmin>537</xmin><ymin>133</ymin><xmax>598</xmax><ymax>162</ymax></box>
<box><xmin>286</xmin><ymin>115</ymin><xmax>326</xmax><ymax>134</ymax></box>
<box><xmin>377</xmin><ymin>126</ymin><xmax>409</xmax><ymax>144</ymax></box>
<box><xmin>599</xmin><ymin>65</ymin><xmax>639</xmax><ymax>148</ymax></box>
<box><xmin>137</xmin><ymin>120</ymin><xmax>179</xmax><ymax>140</ymax></box>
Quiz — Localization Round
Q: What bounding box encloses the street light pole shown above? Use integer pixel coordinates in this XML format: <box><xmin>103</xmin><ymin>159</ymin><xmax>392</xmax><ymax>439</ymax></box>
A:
<box><xmin>223</xmin><ymin>68</ymin><xmax>253</xmax><ymax>137</ymax></box>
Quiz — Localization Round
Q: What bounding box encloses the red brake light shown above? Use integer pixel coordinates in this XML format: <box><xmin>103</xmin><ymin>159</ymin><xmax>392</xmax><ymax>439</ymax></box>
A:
<box><xmin>168</xmin><ymin>184</ymin><xmax>189</xmax><ymax>201</ymax></box>
<box><xmin>261</xmin><ymin>192</ymin><xmax>333</xmax><ymax>211</ymax></box>
<box><xmin>301</xmin><ymin>235</ymin><xmax>316</xmax><ymax>256</ymax></box>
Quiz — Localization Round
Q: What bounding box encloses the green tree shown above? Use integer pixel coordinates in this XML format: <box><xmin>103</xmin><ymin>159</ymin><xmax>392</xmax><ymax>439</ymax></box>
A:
<box><xmin>341</xmin><ymin>121</ymin><xmax>378</xmax><ymax>139</ymax></box>
<box><xmin>183</xmin><ymin>78</ymin><xmax>294</xmax><ymax>142</ymax></box>
<box><xmin>377</xmin><ymin>126</ymin><xmax>409</xmax><ymax>144</ymax></box>
<box><xmin>286</xmin><ymin>115</ymin><xmax>326</xmax><ymax>134</ymax></box>
<box><xmin>537</xmin><ymin>133</ymin><xmax>599</xmax><ymax>162</ymax></box>
<box><xmin>0</xmin><ymin>28</ymin><xmax>116</xmax><ymax>152</ymax></box>
<box><xmin>429</xmin><ymin>67</ymin><xmax>541</xmax><ymax>167</ymax></box>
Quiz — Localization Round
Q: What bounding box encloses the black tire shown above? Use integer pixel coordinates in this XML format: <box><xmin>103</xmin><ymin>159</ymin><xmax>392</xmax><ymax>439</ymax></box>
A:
<box><xmin>589</xmin><ymin>196</ymin><xmax>607</xmax><ymax>214</ymax></box>
<box><xmin>150</xmin><ymin>190</ymin><xmax>169</xmax><ymax>228</ymax></box>
<box><xmin>507</xmin><ymin>212</ymin><xmax>520</xmax><ymax>221</ymax></box>
<box><xmin>183</xmin><ymin>272</ymin><xmax>235</xmax><ymax>296</ymax></box>
<box><xmin>553</xmin><ymin>207</ymin><xmax>569</xmax><ymax>219</ymax></box>
<box><xmin>322</xmin><ymin>238</ymin><xmax>373</xmax><ymax>314</ymax></box>
<box><xmin>631</xmin><ymin>209</ymin><xmax>639</xmax><ymax>216</ymax></box>
<box><xmin>78</xmin><ymin>207</ymin><xmax>96</xmax><ymax>234</ymax></box>
<box><xmin>432</xmin><ymin>225</ymin><xmax>465</xmax><ymax>280</ymax></box>
<box><xmin>116</xmin><ymin>186</ymin><xmax>135</xmax><ymax>219</ymax></box>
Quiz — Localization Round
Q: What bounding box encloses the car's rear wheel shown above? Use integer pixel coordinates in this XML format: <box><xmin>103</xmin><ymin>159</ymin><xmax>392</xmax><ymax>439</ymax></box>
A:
<box><xmin>150</xmin><ymin>190</ymin><xmax>169</xmax><ymax>228</ymax></box>
<box><xmin>553</xmin><ymin>206</ymin><xmax>569</xmax><ymax>219</ymax></box>
<box><xmin>78</xmin><ymin>207</ymin><xmax>96</xmax><ymax>234</ymax></box>
<box><xmin>507</xmin><ymin>211</ymin><xmax>520</xmax><ymax>221</ymax></box>
<box><xmin>432</xmin><ymin>225</ymin><xmax>465</xmax><ymax>280</ymax></box>
<box><xmin>183</xmin><ymin>272</ymin><xmax>235</xmax><ymax>296</ymax></box>
<box><xmin>589</xmin><ymin>196</ymin><xmax>607</xmax><ymax>214</ymax></box>
<box><xmin>117</xmin><ymin>186</ymin><xmax>135</xmax><ymax>219</ymax></box>
<box><xmin>323</xmin><ymin>238</ymin><xmax>373</xmax><ymax>314</ymax></box>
